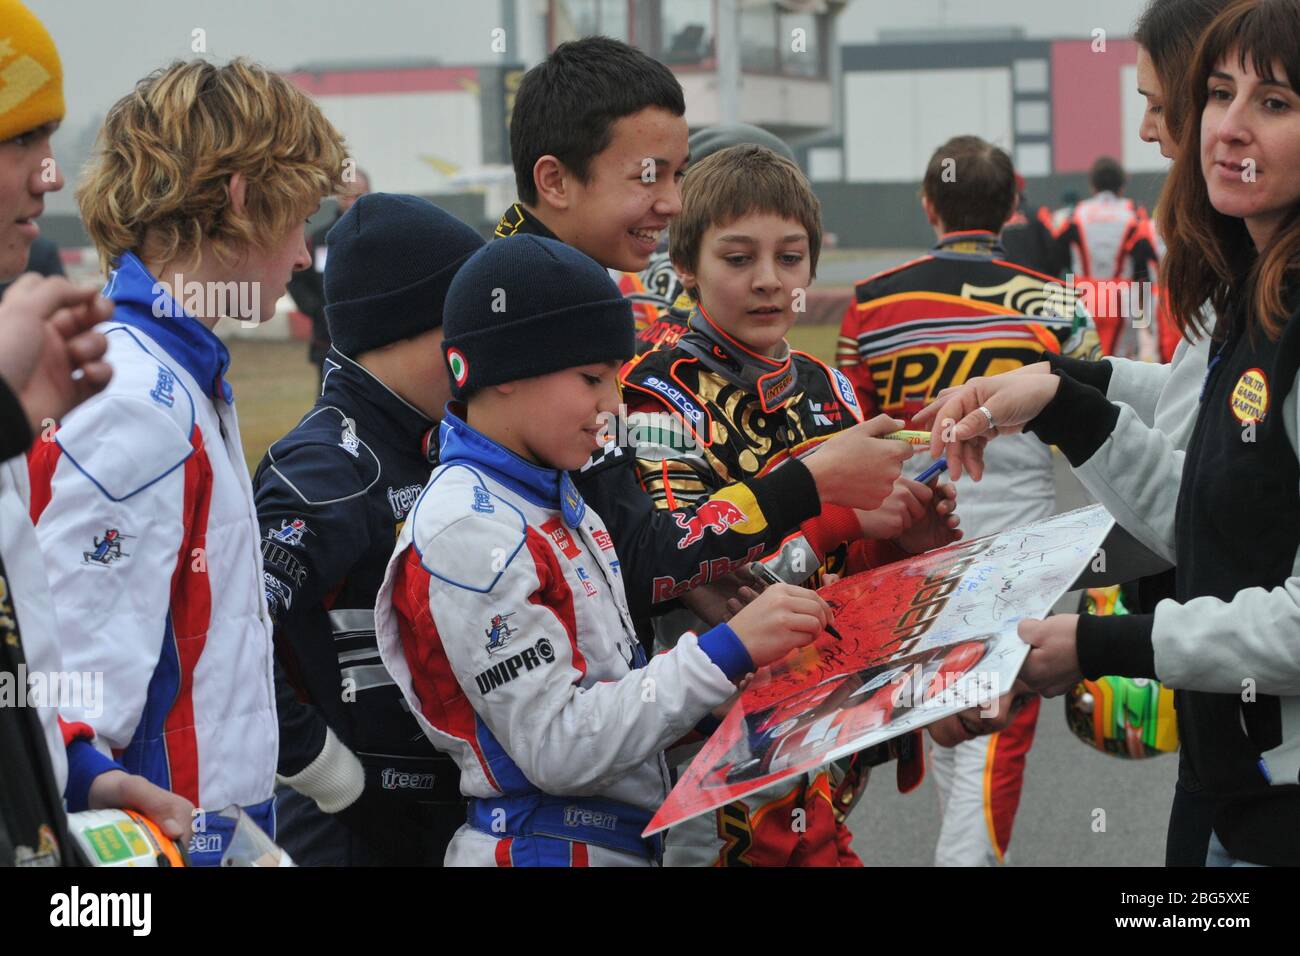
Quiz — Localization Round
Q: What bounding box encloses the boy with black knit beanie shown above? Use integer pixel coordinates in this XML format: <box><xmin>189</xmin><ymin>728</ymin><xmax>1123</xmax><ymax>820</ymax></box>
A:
<box><xmin>253</xmin><ymin>193</ymin><xmax>484</xmax><ymax>866</ymax></box>
<box><xmin>374</xmin><ymin>235</ymin><xmax>838</xmax><ymax>867</ymax></box>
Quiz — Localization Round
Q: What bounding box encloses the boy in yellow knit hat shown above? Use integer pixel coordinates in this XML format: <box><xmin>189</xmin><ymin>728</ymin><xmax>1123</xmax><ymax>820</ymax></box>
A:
<box><xmin>1</xmin><ymin>0</ymin><xmax>200</xmax><ymax>866</ymax></box>
<box><xmin>0</xmin><ymin>0</ymin><xmax>65</xmax><ymax>278</ymax></box>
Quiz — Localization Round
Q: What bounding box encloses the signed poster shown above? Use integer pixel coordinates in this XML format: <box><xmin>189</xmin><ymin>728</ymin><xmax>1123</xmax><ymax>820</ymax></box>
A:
<box><xmin>645</xmin><ymin>505</ymin><xmax>1114</xmax><ymax>836</ymax></box>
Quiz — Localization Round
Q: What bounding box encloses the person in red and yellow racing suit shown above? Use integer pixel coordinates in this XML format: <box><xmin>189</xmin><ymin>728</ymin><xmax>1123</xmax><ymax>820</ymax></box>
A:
<box><xmin>837</xmin><ymin>136</ymin><xmax>1100</xmax><ymax>866</ymax></box>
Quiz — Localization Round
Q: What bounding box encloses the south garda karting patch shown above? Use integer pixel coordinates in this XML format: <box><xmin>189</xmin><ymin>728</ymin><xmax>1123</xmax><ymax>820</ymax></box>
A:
<box><xmin>642</xmin><ymin>375</ymin><xmax>705</xmax><ymax>426</ymax></box>
<box><xmin>1229</xmin><ymin>367</ymin><xmax>1269</xmax><ymax>424</ymax></box>
<box><xmin>483</xmin><ymin>611</ymin><xmax>518</xmax><ymax>655</ymax></box>
<box><xmin>831</xmin><ymin>368</ymin><xmax>863</xmax><ymax>421</ymax></box>
<box><xmin>447</xmin><ymin>348</ymin><xmax>469</xmax><ymax>389</ymax></box>
<box><xmin>82</xmin><ymin>528</ymin><xmax>133</xmax><ymax>566</ymax></box>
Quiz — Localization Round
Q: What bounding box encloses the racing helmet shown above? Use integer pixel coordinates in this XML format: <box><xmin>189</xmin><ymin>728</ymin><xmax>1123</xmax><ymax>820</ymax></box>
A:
<box><xmin>1064</xmin><ymin>676</ymin><xmax>1179</xmax><ymax>759</ymax></box>
<box><xmin>1064</xmin><ymin>586</ymin><xmax>1179</xmax><ymax>759</ymax></box>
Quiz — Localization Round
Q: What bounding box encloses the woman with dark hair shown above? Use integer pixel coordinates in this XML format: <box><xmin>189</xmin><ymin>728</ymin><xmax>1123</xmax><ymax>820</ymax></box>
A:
<box><xmin>1134</xmin><ymin>0</ymin><xmax>1241</xmax><ymax>151</ymax></box>
<box><xmin>918</xmin><ymin>0</ymin><xmax>1300</xmax><ymax>867</ymax></box>
<box><xmin>918</xmin><ymin>0</ymin><xmax>1234</xmax><ymax>867</ymax></box>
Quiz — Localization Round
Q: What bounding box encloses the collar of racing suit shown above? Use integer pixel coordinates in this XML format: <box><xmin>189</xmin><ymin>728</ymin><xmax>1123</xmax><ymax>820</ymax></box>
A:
<box><xmin>933</xmin><ymin>230</ymin><xmax>1004</xmax><ymax>259</ymax></box>
<box><xmin>493</xmin><ymin>201</ymin><xmax>559</xmax><ymax>241</ymax></box>
<box><xmin>101</xmin><ymin>251</ymin><xmax>234</xmax><ymax>404</ymax></box>
<box><xmin>319</xmin><ymin>346</ymin><xmax>437</xmax><ymax>462</ymax></box>
<box><xmin>437</xmin><ymin>402</ymin><xmax>587</xmax><ymax>527</ymax></box>
<box><xmin>677</xmin><ymin>305</ymin><xmax>799</xmax><ymax>413</ymax></box>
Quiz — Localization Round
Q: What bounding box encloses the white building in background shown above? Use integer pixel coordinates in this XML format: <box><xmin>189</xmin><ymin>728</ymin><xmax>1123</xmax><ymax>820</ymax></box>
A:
<box><xmin>283</xmin><ymin>1</ymin><xmax>848</xmax><ymax>206</ymax></box>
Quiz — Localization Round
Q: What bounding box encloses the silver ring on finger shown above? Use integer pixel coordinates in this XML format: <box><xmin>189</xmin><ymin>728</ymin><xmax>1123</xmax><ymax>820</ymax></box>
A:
<box><xmin>977</xmin><ymin>405</ymin><xmax>996</xmax><ymax>433</ymax></box>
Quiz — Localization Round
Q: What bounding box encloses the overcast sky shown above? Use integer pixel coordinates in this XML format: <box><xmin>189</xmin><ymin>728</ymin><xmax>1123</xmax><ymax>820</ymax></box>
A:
<box><xmin>27</xmin><ymin>0</ymin><xmax>1152</xmax><ymax>211</ymax></box>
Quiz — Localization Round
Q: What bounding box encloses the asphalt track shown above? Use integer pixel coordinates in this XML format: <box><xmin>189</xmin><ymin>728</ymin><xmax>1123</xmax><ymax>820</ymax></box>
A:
<box><xmin>849</xmin><ymin>456</ymin><xmax>1181</xmax><ymax>866</ymax></box>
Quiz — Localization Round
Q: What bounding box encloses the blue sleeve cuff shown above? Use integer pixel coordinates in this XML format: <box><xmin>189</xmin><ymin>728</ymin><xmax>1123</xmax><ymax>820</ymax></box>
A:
<box><xmin>696</xmin><ymin>622</ymin><xmax>754</xmax><ymax>682</ymax></box>
<box><xmin>63</xmin><ymin>739</ymin><xmax>126</xmax><ymax>812</ymax></box>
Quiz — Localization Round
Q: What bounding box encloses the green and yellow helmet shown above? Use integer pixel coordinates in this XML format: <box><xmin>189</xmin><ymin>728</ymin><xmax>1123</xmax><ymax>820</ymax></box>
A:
<box><xmin>1065</xmin><ymin>676</ymin><xmax>1178</xmax><ymax>759</ymax></box>
<box><xmin>1064</xmin><ymin>587</ymin><xmax>1178</xmax><ymax>759</ymax></box>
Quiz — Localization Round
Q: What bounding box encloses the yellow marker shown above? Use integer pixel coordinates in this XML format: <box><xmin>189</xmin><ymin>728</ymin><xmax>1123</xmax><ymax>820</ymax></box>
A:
<box><xmin>883</xmin><ymin>430</ymin><xmax>931</xmax><ymax>446</ymax></box>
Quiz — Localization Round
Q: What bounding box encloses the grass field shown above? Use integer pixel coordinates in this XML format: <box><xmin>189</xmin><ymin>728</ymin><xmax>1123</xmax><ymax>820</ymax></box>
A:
<box><xmin>226</xmin><ymin>340</ymin><xmax>320</xmax><ymax>472</ymax></box>
<box><xmin>227</xmin><ymin>323</ymin><xmax>843</xmax><ymax>473</ymax></box>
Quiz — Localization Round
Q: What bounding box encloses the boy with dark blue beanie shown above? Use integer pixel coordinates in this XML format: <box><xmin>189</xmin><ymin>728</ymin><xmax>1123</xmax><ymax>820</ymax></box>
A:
<box><xmin>254</xmin><ymin>193</ymin><xmax>484</xmax><ymax>866</ymax></box>
<box><xmin>375</xmin><ymin>234</ymin><xmax>838</xmax><ymax>866</ymax></box>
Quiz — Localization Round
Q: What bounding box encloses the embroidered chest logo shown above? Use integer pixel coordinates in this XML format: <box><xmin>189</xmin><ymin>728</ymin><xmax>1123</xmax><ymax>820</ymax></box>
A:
<box><xmin>575</xmin><ymin>566</ymin><xmax>598</xmax><ymax>598</ymax></box>
<box><xmin>809</xmin><ymin>400</ymin><xmax>842</xmax><ymax>427</ymax></box>
<box><xmin>470</xmin><ymin>486</ymin><xmax>495</xmax><ymax>515</ymax></box>
<box><xmin>759</xmin><ymin>368</ymin><xmax>795</xmax><ymax>409</ymax></box>
<box><xmin>83</xmin><ymin>529</ymin><xmax>133</xmax><ymax>566</ymax></box>
<box><xmin>339</xmin><ymin>417</ymin><xmax>361</xmax><ymax>458</ymax></box>
<box><xmin>1229</xmin><ymin>367</ymin><xmax>1268</xmax><ymax>425</ymax></box>
<box><xmin>263</xmin><ymin>571</ymin><xmax>293</xmax><ymax>614</ymax></box>
<box><xmin>484</xmin><ymin>612</ymin><xmax>518</xmax><ymax>655</ymax></box>
<box><xmin>541</xmin><ymin>517</ymin><xmax>582</xmax><ymax>559</ymax></box>
<box><xmin>831</xmin><ymin>368</ymin><xmax>861</xmax><ymax>416</ymax></box>
<box><xmin>268</xmin><ymin>518</ymin><xmax>311</xmax><ymax>547</ymax></box>
<box><xmin>387</xmin><ymin>484</ymin><xmax>423</xmax><ymax>520</ymax></box>
<box><xmin>474</xmin><ymin>638</ymin><xmax>556</xmax><ymax>695</ymax></box>
<box><xmin>149</xmin><ymin>367</ymin><xmax>176</xmax><ymax>408</ymax></box>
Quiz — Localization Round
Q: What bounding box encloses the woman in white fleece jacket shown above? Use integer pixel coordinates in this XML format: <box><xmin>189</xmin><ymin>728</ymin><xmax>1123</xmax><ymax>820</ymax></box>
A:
<box><xmin>915</xmin><ymin>0</ymin><xmax>1300</xmax><ymax>867</ymax></box>
<box><xmin>920</xmin><ymin>0</ymin><xmax>1232</xmax><ymax>867</ymax></box>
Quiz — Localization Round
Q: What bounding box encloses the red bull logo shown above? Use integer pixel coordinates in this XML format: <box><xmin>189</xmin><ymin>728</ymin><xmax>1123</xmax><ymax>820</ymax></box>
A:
<box><xmin>652</xmin><ymin>544</ymin><xmax>767</xmax><ymax>603</ymax></box>
<box><xmin>675</xmin><ymin>499</ymin><xmax>748</xmax><ymax>549</ymax></box>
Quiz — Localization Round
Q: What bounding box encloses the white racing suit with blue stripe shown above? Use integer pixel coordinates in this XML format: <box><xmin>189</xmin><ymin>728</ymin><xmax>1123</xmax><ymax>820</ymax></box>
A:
<box><xmin>374</xmin><ymin>407</ymin><xmax>752</xmax><ymax>866</ymax></box>
<box><xmin>26</xmin><ymin>253</ymin><xmax>279</xmax><ymax>865</ymax></box>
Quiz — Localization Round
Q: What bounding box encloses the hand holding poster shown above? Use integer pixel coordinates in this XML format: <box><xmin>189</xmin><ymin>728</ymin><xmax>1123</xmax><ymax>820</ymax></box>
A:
<box><xmin>645</xmin><ymin>505</ymin><xmax>1115</xmax><ymax>837</ymax></box>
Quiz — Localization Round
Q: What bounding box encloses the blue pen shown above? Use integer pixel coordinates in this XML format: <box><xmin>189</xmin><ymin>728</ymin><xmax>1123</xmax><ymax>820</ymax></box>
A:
<box><xmin>915</xmin><ymin>457</ymin><xmax>948</xmax><ymax>485</ymax></box>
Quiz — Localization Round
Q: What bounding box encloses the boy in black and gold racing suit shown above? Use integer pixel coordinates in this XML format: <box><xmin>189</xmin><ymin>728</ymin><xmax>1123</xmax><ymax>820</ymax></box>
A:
<box><xmin>622</xmin><ymin>144</ymin><xmax>963</xmax><ymax>866</ymax></box>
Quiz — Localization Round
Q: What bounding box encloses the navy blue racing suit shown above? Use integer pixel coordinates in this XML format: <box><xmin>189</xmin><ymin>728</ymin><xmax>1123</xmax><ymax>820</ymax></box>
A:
<box><xmin>253</xmin><ymin>349</ymin><xmax>463</xmax><ymax>865</ymax></box>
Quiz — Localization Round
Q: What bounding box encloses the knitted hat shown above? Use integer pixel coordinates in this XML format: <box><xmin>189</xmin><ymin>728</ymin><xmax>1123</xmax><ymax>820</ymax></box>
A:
<box><xmin>0</xmin><ymin>1</ymin><xmax>65</xmax><ymax>142</ymax></box>
<box><xmin>442</xmin><ymin>235</ymin><xmax>634</xmax><ymax>399</ymax></box>
<box><xmin>688</xmin><ymin>123</ymin><xmax>795</xmax><ymax>165</ymax></box>
<box><xmin>324</xmin><ymin>193</ymin><xmax>484</xmax><ymax>356</ymax></box>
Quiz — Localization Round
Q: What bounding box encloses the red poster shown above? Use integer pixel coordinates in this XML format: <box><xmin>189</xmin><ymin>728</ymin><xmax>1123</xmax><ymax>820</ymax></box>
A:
<box><xmin>645</xmin><ymin>506</ymin><xmax>1113</xmax><ymax>836</ymax></box>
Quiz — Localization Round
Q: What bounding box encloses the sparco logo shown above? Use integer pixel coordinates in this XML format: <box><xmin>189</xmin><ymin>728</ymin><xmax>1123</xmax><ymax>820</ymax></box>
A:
<box><xmin>474</xmin><ymin>638</ymin><xmax>556</xmax><ymax>695</ymax></box>
<box><xmin>643</xmin><ymin>375</ymin><xmax>704</xmax><ymax>424</ymax></box>
<box><xmin>387</xmin><ymin>483</ymin><xmax>423</xmax><ymax>519</ymax></box>
<box><xmin>564</xmin><ymin>806</ymin><xmax>618</xmax><ymax>830</ymax></box>
<box><xmin>381</xmin><ymin>768</ymin><xmax>435</xmax><ymax>791</ymax></box>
